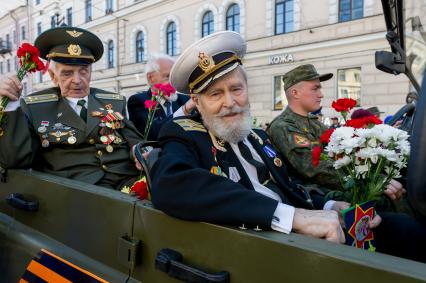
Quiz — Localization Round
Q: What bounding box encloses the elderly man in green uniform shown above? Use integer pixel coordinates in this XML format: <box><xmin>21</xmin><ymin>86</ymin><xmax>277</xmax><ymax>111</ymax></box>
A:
<box><xmin>266</xmin><ymin>64</ymin><xmax>405</xmax><ymax>204</ymax></box>
<box><xmin>0</xmin><ymin>27</ymin><xmax>142</xmax><ymax>190</ymax></box>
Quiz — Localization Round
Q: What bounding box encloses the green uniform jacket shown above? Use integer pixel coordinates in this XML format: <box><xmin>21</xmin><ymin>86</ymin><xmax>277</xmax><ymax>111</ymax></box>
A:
<box><xmin>0</xmin><ymin>87</ymin><xmax>142</xmax><ymax>189</ymax></box>
<box><xmin>267</xmin><ymin>107</ymin><xmax>340</xmax><ymax>191</ymax></box>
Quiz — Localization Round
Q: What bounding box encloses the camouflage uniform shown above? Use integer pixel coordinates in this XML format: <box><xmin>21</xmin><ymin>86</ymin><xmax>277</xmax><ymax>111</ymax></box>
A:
<box><xmin>267</xmin><ymin>107</ymin><xmax>340</xmax><ymax>191</ymax></box>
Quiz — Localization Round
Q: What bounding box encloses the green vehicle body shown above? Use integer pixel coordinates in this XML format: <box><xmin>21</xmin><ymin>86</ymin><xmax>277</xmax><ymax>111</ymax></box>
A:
<box><xmin>1</xmin><ymin>0</ymin><xmax>425</xmax><ymax>282</ymax></box>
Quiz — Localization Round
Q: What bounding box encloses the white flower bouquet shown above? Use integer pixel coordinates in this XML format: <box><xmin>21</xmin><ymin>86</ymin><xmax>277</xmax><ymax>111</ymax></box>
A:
<box><xmin>324</xmin><ymin>124</ymin><xmax>410</xmax><ymax>205</ymax></box>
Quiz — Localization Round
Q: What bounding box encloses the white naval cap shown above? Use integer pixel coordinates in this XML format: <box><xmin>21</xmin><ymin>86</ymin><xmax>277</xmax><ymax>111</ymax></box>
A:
<box><xmin>170</xmin><ymin>31</ymin><xmax>247</xmax><ymax>94</ymax></box>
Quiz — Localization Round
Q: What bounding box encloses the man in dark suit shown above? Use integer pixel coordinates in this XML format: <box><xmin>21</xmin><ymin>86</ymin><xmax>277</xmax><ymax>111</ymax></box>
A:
<box><xmin>151</xmin><ymin>31</ymin><xmax>347</xmax><ymax>243</ymax></box>
<box><xmin>0</xmin><ymin>26</ymin><xmax>142</xmax><ymax>190</ymax></box>
<box><xmin>127</xmin><ymin>54</ymin><xmax>195</xmax><ymax>140</ymax></box>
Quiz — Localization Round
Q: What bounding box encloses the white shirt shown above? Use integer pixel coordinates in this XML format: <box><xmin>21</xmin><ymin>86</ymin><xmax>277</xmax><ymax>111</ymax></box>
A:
<box><xmin>65</xmin><ymin>96</ymin><xmax>88</xmax><ymax>116</ymax></box>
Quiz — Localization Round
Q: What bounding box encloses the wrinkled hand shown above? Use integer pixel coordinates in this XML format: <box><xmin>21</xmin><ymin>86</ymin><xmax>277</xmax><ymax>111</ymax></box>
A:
<box><xmin>0</xmin><ymin>75</ymin><xmax>22</xmax><ymax>101</ymax></box>
<box><xmin>292</xmin><ymin>208</ymin><xmax>345</xmax><ymax>243</ymax></box>
<box><xmin>384</xmin><ymin>179</ymin><xmax>406</xmax><ymax>200</ymax></box>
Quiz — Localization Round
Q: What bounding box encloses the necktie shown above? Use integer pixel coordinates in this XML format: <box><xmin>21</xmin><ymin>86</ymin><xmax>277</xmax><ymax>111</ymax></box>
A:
<box><xmin>77</xmin><ymin>99</ymin><xmax>87</xmax><ymax>122</ymax></box>
<box><xmin>164</xmin><ymin>101</ymin><xmax>172</xmax><ymax>116</ymax></box>
<box><xmin>238</xmin><ymin>141</ymin><xmax>269</xmax><ymax>184</ymax></box>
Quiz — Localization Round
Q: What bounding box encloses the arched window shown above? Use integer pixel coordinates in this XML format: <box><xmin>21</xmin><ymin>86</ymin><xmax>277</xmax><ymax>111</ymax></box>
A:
<box><xmin>275</xmin><ymin>0</ymin><xmax>293</xmax><ymax>34</ymax></box>
<box><xmin>135</xmin><ymin>31</ymin><xmax>144</xmax><ymax>63</ymax></box>
<box><xmin>202</xmin><ymin>11</ymin><xmax>214</xmax><ymax>37</ymax></box>
<box><xmin>226</xmin><ymin>4</ymin><xmax>240</xmax><ymax>33</ymax></box>
<box><xmin>166</xmin><ymin>22</ymin><xmax>177</xmax><ymax>56</ymax></box>
<box><xmin>107</xmin><ymin>40</ymin><xmax>114</xmax><ymax>68</ymax></box>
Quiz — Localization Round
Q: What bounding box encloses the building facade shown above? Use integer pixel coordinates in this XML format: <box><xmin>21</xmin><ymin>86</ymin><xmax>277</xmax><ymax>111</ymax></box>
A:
<box><xmin>0</xmin><ymin>0</ymin><xmax>423</xmax><ymax>125</ymax></box>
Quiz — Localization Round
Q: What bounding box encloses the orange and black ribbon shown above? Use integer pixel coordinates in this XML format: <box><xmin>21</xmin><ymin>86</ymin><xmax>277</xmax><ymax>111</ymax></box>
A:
<box><xmin>20</xmin><ymin>249</ymin><xmax>108</xmax><ymax>283</ymax></box>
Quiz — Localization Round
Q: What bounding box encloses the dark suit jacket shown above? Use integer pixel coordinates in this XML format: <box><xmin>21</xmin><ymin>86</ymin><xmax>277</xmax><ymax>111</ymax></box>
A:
<box><xmin>127</xmin><ymin>89</ymin><xmax>189</xmax><ymax>141</ymax></box>
<box><xmin>0</xmin><ymin>87</ymin><xmax>142</xmax><ymax>189</ymax></box>
<box><xmin>151</xmin><ymin>115</ymin><xmax>323</xmax><ymax>229</ymax></box>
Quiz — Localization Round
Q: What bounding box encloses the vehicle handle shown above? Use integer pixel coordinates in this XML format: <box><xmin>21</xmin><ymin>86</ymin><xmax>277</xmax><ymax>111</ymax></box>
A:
<box><xmin>6</xmin><ymin>193</ymin><xmax>39</xmax><ymax>212</ymax></box>
<box><xmin>155</xmin><ymin>248</ymin><xmax>230</xmax><ymax>283</ymax></box>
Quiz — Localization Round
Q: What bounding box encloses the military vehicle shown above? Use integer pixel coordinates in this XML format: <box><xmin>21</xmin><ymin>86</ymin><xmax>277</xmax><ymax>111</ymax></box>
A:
<box><xmin>1</xmin><ymin>0</ymin><xmax>425</xmax><ymax>282</ymax></box>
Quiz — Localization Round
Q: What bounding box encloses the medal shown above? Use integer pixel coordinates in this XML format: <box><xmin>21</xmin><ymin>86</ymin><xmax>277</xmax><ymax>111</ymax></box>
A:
<box><xmin>100</xmin><ymin>136</ymin><xmax>108</xmax><ymax>143</ymax></box>
<box><xmin>106</xmin><ymin>144</ymin><xmax>114</xmax><ymax>153</ymax></box>
<box><xmin>42</xmin><ymin>139</ymin><xmax>50</xmax><ymax>147</ymax></box>
<box><xmin>263</xmin><ymin>145</ymin><xmax>276</xmax><ymax>158</ymax></box>
<box><xmin>274</xmin><ymin>157</ymin><xmax>282</xmax><ymax>167</ymax></box>
<box><xmin>68</xmin><ymin>136</ymin><xmax>77</xmax><ymax>144</ymax></box>
<box><xmin>38</xmin><ymin>126</ymin><xmax>47</xmax><ymax>133</ymax></box>
<box><xmin>54</xmin><ymin>131</ymin><xmax>62</xmax><ymax>138</ymax></box>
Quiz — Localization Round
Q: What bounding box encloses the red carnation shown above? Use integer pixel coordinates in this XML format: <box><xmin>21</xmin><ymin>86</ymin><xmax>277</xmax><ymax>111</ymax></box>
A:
<box><xmin>154</xmin><ymin>83</ymin><xmax>175</xmax><ymax>97</ymax></box>
<box><xmin>130</xmin><ymin>179</ymin><xmax>149</xmax><ymax>200</ymax></box>
<box><xmin>332</xmin><ymin>98</ymin><xmax>357</xmax><ymax>112</ymax></box>
<box><xmin>345</xmin><ymin>116</ymin><xmax>382</xmax><ymax>129</ymax></box>
<box><xmin>144</xmin><ymin>100</ymin><xmax>157</xmax><ymax>110</ymax></box>
<box><xmin>319</xmin><ymin>128</ymin><xmax>335</xmax><ymax>144</ymax></box>
<box><xmin>312</xmin><ymin>146</ymin><xmax>322</xmax><ymax>167</ymax></box>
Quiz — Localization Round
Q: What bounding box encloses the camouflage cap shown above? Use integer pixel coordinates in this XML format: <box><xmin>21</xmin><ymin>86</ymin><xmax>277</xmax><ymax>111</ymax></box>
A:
<box><xmin>282</xmin><ymin>64</ymin><xmax>333</xmax><ymax>91</ymax></box>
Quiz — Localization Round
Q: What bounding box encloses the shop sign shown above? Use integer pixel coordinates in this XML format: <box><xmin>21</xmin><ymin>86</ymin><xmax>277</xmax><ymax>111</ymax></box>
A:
<box><xmin>269</xmin><ymin>54</ymin><xmax>294</xmax><ymax>65</ymax></box>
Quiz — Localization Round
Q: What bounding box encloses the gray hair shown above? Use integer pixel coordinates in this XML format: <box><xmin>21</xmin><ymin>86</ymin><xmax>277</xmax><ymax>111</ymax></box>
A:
<box><xmin>145</xmin><ymin>53</ymin><xmax>175</xmax><ymax>74</ymax></box>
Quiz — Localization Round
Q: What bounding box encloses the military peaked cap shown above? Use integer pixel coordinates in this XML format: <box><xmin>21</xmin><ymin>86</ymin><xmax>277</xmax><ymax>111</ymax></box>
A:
<box><xmin>35</xmin><ymin>26</ymin><xmax>103</xmax><ymax>65</ymax></box>
<box><xmin>170</xmin><ymin>31</ymin><xmax>246</xmax><ymax>94</ymax></box>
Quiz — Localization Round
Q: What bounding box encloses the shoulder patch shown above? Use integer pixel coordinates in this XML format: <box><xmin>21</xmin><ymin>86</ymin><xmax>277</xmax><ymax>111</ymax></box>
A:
<box><xmin>23</xmin><ymin>93</ymin><xmax>58</xmax><ymax>104</ymax></box>
<box><xmin>174</xmin><ymin>119</ymin><xmax>207</xmax><ymax>132</ymax></box>
<box><xmin>95</xmin><ymin>93</ymin><xmax>124</xmax><ymax>100</ymax></box>
<box><xmin>293</xmin><ymin>134</ymin><xmax>311</xmax><ymax>147</ymax></box>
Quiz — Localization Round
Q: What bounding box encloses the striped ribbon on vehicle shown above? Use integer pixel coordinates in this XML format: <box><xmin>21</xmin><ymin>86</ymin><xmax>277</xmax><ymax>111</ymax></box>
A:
<box><xmin>19</xmin><ymin>249</ymin><xmax>109</xmax><ymax>283</ymax></box>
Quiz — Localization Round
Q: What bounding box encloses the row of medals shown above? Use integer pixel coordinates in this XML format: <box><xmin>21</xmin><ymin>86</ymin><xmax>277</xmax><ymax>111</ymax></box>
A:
<box><xmin>38</xmin><ymin>122</ymin><xmax>77</xmax><ymax>148</ymax></box>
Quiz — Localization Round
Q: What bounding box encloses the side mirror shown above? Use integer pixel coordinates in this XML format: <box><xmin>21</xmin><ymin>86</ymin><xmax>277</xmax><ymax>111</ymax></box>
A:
<box><xmin>375</xmin><ymin>51</ymin><xmax>405</xmax><ymax>75</ymax></box>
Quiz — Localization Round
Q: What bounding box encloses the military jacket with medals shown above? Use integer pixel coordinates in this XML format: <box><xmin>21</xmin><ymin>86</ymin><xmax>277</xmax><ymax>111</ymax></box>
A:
<box><xmin>0</xmin><ymin>87</ymin><xmax>142</xmax><ymax>188</ymax></box>
<box><xmin>267</xmin><ymin>107</ymin><xmax>340</xmax><ymax>191</ymax></box>
<box><xmin>150</xmin><ymin>114</ymin><xmax>325</xmax><ymax>229</ymax></box>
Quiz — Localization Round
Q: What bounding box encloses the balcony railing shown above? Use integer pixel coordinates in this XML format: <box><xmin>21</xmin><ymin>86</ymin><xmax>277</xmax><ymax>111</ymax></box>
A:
<box><xmin>0</xmin><ymin>41</ymin><xmax>12</xmax><ymax>55</ymax></box>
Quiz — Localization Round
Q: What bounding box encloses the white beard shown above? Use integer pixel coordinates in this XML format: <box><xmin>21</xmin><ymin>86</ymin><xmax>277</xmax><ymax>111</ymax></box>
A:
<box><xmin>199</xmin><ymin>104</ymin><xmax>252</xmax><ymax>144</ymax></box>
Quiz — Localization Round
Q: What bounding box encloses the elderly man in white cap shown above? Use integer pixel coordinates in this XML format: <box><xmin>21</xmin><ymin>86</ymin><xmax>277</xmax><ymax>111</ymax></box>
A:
<box><xmin>150</xmin><ymin>31</ymin><xmax>348</xmax><ymax>243</ymax></box>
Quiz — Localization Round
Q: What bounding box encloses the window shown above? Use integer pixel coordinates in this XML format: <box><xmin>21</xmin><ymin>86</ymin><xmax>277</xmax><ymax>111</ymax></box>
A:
<box><xmin>0</xmin><ymin>62</ymin><xmax>3</xmax><ymax>74</ymax></box>
<box><xmin>337</xmin><ymin>68</ymin><xmax>361</xmax><ymax>105</ymax></box>
<box><xmin>67</xmin><ymin>7</ymin><xmax>73</xmax><ymax>26</ymax></box>
<box><xmin>35</xmin><ymin>0</ymin><xmax>40</xmax><ymax>4</ymax></box>
<box><xmin>37</xmin><ymin>22</ymin><xmax>42</xmax><ymax>36</ymax></box>
<box><xmin>339</xmin><ymin>0</ymin><xmax>363</xmax><ymax>22</ymax></box>
<box><xmin>86</xmin><ymin>0</ymin><xmax>93</xmax><ymax>22</ymax></box>
<box><xmin>5</xmin><ymin>34</ymin><xmax>10</xmax><ymax>49</ymax></box>
<box><xmin>51</xmin><ymin>16</ymin><xmax>56</xmax><ymax>28</ymax></box>
<box><xmin>106</xmin><ymin>0</ymin><xmax>113</xmax><ymax>13</ymax></box>
<box><xmin>166</xmin><ymin>22</ymin><xmax>177</xmax><ymax>56</ymax></box>
<box><xmin>107</xmin><ymin>40</ymin><xmax>114</xmax><ymax>68</ymax></box>
<box><xmin>202</xmin><ymin>11</ymin><xmax>214</xmax><ymax>37</ymax></box>
<box><xmin>273</xmin><ymin>76</ymin><xmax>289</xmax><ymax>110</ymax></box>
<box><xmin>275</xmin><ymin>0</ymin><xmax>293</xmax><ymax>35</ymax></box>
<box><xmin>226</xmin><ymin>4</ymin><xmax>240</xmax><ymax>33</ymax></box>
<box><xmin>135</xmin><ymin>31</ymin><xmax>144</xmax><ymax>63</ymax></box>
<box><xmin>21</xmin><ymin>26</ymin><xmax>26</xmax><ymax>40</ymax></box>
<box><xmin>6</xmin><ymin>59</ymin><xmax>10</xmax><ymax>73</ymax></box>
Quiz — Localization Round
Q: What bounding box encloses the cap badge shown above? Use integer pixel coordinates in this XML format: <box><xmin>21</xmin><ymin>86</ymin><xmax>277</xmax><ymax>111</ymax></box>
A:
<box><xmin>67</xmin><ymin>44</ymin><xmax>82</xmax><ymax>56</ymax></box>
<box><xmin>66</xmin><ymin>30</ymin><xmax>83</xmax><ymax>38</ymax></box>
<box><xmin>198</xmin><ymin>52</ymin><xmax>215</xmax><ymax>73</ymax></box>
